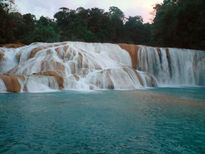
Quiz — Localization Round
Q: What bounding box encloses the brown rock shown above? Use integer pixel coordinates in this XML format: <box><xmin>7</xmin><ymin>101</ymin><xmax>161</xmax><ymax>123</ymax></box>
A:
<box><xmin>55</xmin><ymin>47</ymin><xmax>61</xmax><ymax>59</ymax></box>
<box><xmin>166</xmin><ymin>48</ymin><xmax>172</xmax><ymax>78</ymax></box>
<box><xmin>0</xmin><ymin>73</ymin><xmax>25</xmax><ymax>92</ymax></box>
<box><xmin>73</xmin><ymin>74</ymin><xmax>80</xmax><ymax>81</ymax></box>
<box><xmin>134</xmin><ymin>71</ymin><xmax>144</xmax><ymax>86</ymax></box>
<box><xmin>123</xmin><ymin>67</ymin><xmax>143</xmax><ymax>86</ymax></box>
<box><xmin>16</xmin><ymin>53</ymin><xmax>21</xmax><ymax>63</ymax></box>
<box><xmin>23</xmin><ymin>84</ymin><xmax>28</xmax><ymax>92</ymax></box>
<box><xmin>55</xmin><ymin>46</ymin><xmax>74</xmax><ymax>61</ymax></box>
<box><xmin>41</xmin><ymin>60</ymin><xmax>65</xmax><ymax>76</ymax></box>
<box><xmin>78</xmin><ymin>52</ymin><xmax>83</xmax><ymax>68</ymax></box>
<box><xmin>63</xmin><ymin>45</ymin><xmax>69</xmax><ymax>52</ymax></box>
<box><xmin>0</xmin><ymin>43</ymin><xmax>25</xmax><ymax>48</ymax></box>
<box><xmin>118</xmin><ymin>44</ymin><xmax>139</xmax><ymax>69</ymax></box>
<box><xmin>0</xmin><ymin>51</ymin><xmax>4</xmax><ymax>61</ymax></box>
<box><xmin>157</xmin><ymin>48</ymin><xmax>162</xmax><ymax>64</ymax></box>
<box><xmin>55</xmin><ymin>47</ymin><xmax>61</xmax><ymax>53</ymax></box>
<box><xmin>105</xmin><ymin>71</ymin><xmax>114</xmax><ymax>89</ymax></box>
<box><xmin>33</xmin><ymin>71</ymin><xmax>64</xmax><ymax>89</ymax></box>
<box><xmin>30</xmin><ymin>46</ymin><xmax>47</xmax><ymax>58</ymax></box>
<box><xmin>89</xmin><ymin>85</ymin><xmax>94</xmax><ymax>90</ymax></box>
<box><xmin>30</xmin><ymin>43</ymin><xmax>67</xmax><ymax>59</ymax></box>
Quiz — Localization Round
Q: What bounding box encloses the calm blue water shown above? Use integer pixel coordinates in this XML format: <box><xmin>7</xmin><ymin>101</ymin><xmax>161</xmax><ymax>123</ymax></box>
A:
<box><xmin>0</xmin><ymin>88</ymin><xmax>205</xmax><ymax>153</ymax></box>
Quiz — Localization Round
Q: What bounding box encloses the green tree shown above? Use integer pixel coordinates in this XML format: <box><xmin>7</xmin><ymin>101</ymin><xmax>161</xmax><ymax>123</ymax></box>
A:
<box><xmin>125</xmin><ymin>16</ymin><xmax>150</xmax><ymax>44</ymax></box>
<box><xmin>0</xmin><ymin>1</ymin><xmax>152</xmax><ymax>47</ymax></box>
<box><xmin>152</xmin><ymin>0</ymin><xmax>205</xmax><ymax>50</ymax></box>
<box><xmin>108</xmin><ymin>6</ymin><xmax>125</xmax><ymax>42</ymax></box>
<box><xmin>18</xmin><ymin>13</ymin><xmax>36</xmax><ymax>43</ymax></box>
<box><xmin>0</xmin><ymin>0</ymin><xmax>14</xmax><ymax>43</ymax></box>
<box><xmin>32</xmin><ymin>16</ymin><xmax>59</xmax><ymax>42</ymax></box>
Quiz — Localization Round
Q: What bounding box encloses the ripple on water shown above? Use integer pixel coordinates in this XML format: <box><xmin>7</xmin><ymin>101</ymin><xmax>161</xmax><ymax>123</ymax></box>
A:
<box><xmin>0</xmin><ymin>88</ymin><xmax>205</xmax><ymax>153</ymax></box>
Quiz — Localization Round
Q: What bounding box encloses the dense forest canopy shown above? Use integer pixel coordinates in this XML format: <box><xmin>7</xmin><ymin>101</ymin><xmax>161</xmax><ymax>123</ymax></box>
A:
<box><xmin>0</xmin><ymin>0</ymin><xmax>205</xmax><ymax>50</ymax></box>
<box><xmin>152</xmin><ymin>0</ymin><xmax>205</xmax><ymax>50</ymax></box>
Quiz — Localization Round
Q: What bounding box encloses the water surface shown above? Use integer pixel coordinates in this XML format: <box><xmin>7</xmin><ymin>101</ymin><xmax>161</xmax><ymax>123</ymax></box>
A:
<box><xmin>0</xmin><ymin>88</ymin><xmax>205</xmax><ymax>153</ymax></box>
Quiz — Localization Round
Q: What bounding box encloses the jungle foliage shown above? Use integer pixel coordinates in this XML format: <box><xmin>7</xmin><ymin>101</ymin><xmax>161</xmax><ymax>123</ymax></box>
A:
<box><xmin>0</xmin><ymin>0</ymin><xmax>204</xmax><ymax>50</ymax></box>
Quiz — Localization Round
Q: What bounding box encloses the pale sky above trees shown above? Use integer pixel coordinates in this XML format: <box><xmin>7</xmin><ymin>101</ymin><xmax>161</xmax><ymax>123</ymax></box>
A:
<box><xmin>15</xmin><ymin>0</ymin><xmax>163</xmax><ymax>22</ymax></box>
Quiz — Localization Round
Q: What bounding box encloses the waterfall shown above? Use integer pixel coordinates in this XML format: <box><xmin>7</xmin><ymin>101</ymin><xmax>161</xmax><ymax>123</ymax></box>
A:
<box><xmin>137</xmin><ymin>46</ymin><xmax>205</xmax><ymax>86</ymax></box>
<box><xmin>0</xmin><ymin>42</ymin><xmax>204</xmax><ymax>92</ymax></box>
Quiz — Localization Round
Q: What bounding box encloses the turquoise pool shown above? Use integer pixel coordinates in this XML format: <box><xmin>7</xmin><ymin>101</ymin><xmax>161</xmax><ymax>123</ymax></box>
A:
<box><xmin>0</xmin><ymin>88</ymin><xmax>205</xmax><ymax>153</ymax></box>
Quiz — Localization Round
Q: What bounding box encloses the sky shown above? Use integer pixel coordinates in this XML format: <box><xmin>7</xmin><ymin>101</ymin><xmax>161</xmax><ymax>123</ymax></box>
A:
<box><xmin>15</xmin><ymin>0</ymin><xmax>163</xmax><ymax>23</ymax></box>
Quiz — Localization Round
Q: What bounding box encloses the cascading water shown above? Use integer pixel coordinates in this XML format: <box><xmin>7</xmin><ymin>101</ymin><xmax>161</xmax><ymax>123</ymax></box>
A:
<box><xmin>137</xmin><ymin>46</ymin><xmax>205</xmax><ymax>86</ymax></box>
<box><xmin>0</xmin><ymin>42</ymin><xmax>204</xmax><ymax>92</ymax></box>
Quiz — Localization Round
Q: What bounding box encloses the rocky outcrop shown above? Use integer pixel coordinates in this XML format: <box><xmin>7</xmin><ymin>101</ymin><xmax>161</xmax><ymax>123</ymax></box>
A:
<box><xmin>0</xmin><ymin>51</ymin><xmax>4</xmax><ymax>61</ymax></box>
<box><xmin>0</xmin><ymin>43</ymin><xmax>25</xmax><ymax>48</ymax></box>
<box><xmin>29</xmin><ymin>43</ymin><xmax>67</xmax><ymax>58</ymax></box>
<box><xmin>157</xmin><ymin>48</ymin><xmax>162</xmax><ymax>64</ymax></box>
<box><xmin>123</xmin><ymin>67</ymin><xmax>143</xmax><ymax>86</ymax></box>
<box><xmin>41</xmin><ymin>60</ymin><xmax>65</xmax><ymax>76</ymax></box>
<box><xmin>0</xmin><ymin>73</ymin><xmax>25</xmax><ymax>92</ymax></box>
<box><xmin>165</xmin><ymin>48</ymin><xmax>172</xmax><ymax>78</ymax></box>
<box><xmin>32</xmin><ymin>71</ymin><xmax>64</xmax><ymax>89</ymax></box>
<box><xmin>30</xmin><ymin>46</ymin><xmax>48</xmax><ymax>58</ymax></box>
<box><xmin>118</xmin><ymin>44</ymin><xmax>139</xmax><ymax>69</ymax></box>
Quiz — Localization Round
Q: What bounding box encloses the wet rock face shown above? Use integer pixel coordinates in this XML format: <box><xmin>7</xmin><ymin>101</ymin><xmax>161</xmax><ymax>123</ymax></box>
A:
<box><xmin>0</xmin><ymin>43</ymin><xmax>25</xmax><ymax>48</ymax></box>
<box><xmin>0</xmin><ymin>74</ymin><xmax>25</xmax><ymax>92</ymax></box>
<box><xmin>29</xmin><ymin>43</ymin><xmax>66</xmax><ymax>59</ymax></box>
<box><xmin>118</xmin><ymin>44</ymin><xmax>139</xmax><ymax>69</ymax></box>
<box><xmin>0</xmin><ymin>51</ymin><xmax>4</xmax><ymax>61</ymax></box>
<box><xmin>32</xmin><ymin>71</ymin><xmax>64</xmax><ymax>89</ymax></box>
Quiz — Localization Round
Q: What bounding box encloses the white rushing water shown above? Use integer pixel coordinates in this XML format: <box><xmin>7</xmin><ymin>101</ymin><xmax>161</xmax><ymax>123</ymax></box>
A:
<box><xmin>137</xmin><ymin>46</ymin><xmax>205</xmax><ymax>86</ymax></box>
<box><xmin>0</xmin><ymin>42</ymin><xmax>204</xmax><ymax>92</ymax></box>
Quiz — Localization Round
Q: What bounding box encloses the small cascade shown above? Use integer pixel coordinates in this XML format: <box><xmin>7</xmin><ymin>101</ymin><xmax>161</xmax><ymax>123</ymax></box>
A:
<box><xmin>136</xmin><ymin>46</ymin><xmax>205</xmax><ymax>86</ymax></box>
<box><xmin>0</xmin><ymin>42</ymin><xmax>204</xmax><ymax>92</ymax></box>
